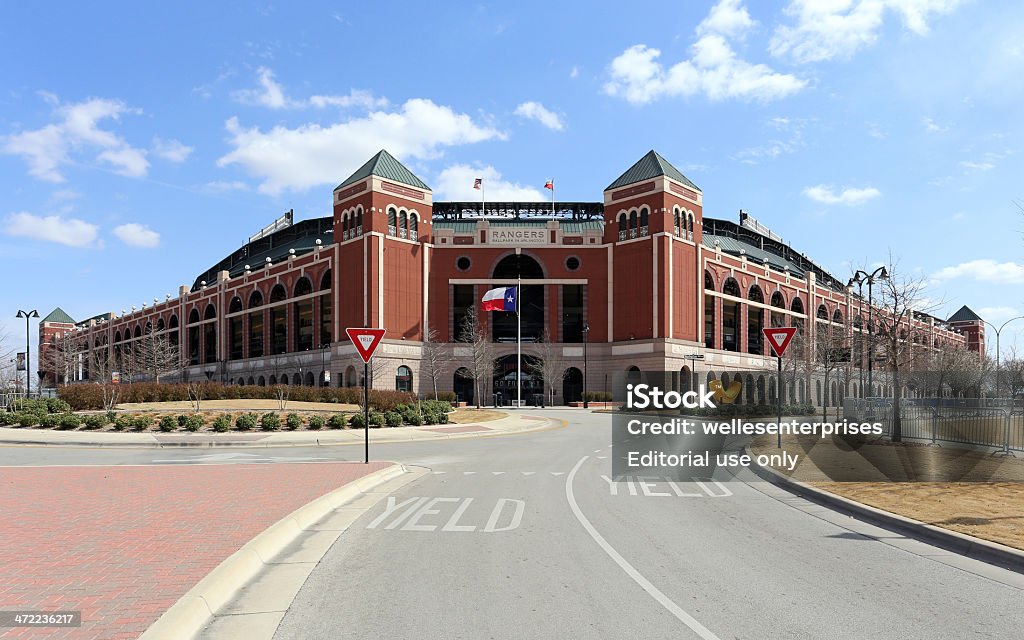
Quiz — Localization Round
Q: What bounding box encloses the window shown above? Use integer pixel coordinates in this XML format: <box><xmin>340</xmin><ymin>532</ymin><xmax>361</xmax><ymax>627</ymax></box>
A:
<box><xmin>562</xmin><ymin>284</ymin><xmax>584</xmax><ymax>342</ymax></box>
<box><xmin>399</xmin><ymin>211</ymin><xmax>408</xmax><ymax>239</ymax></box>
<box><xmin>410</xmin><ymin>213</ymin><xmax>419</xmax><ymax>240</ymax></box>
<box><xmin>704</xmin><ymin>271</ymin><xmax>715</xmax><ymax>349</ymax></box>
<box><xmin>639</xmin><ymin>207</ymin><xmax>649</xmax><ymax>236</ymax></box>
<box><xmin>229</xmin><ymin>316</ymin><xmax>243</xmax><ymax>360</ymax></box>
<box><xmin>457</xmin><ymin>256</ymin><xmax>471</xmax><ymax>271</ymax></box>
<box><xmin>387</xmin><ymin>207</ymin><xmax>397</xmax><ymax>236</ymax></box>
<box><xmin>747</xmin><ymin>286</ymin><xmax>764</xmax><ymax>355</ymax></box>
<box><xmin>721</xmin><ymin>278</ymin><xmax>741</xmax><ymax>352</ymax></box>
<box><xmin>618</xmin><ymin>214</ymin><xmax>627</xmax><ymax>241</ymax></box>
<box><xmin>453</xmin><ymin>285</ymin><xmax>475</xmax><ymax>341</ymax></box>
<box><xmin>396</xmin><ymin>365</ymin><xmax>413</xmax><ymax>393</ymax></box>
<box><xmin>565</xmin><ymin>256</ymin><xmax>580</xmax><ymax>271</ymax></box>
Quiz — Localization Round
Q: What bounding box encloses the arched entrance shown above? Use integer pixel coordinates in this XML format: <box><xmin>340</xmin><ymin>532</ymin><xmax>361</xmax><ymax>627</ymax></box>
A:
<box><xmin>563</xmin><ymin>367</ymin><xmax>583</xmax><ymax>404</ymax></box>
<box><xmin>491</xmin><ymin>254</ymin><xmax>545</xmax><ymax>342</ymax></box>
<box><xmin>454</xmin><ymin>367</ymin><xmax>474</xmax><ymax>405</ymax></box>
<box><xmin>493</xmin><ymin>354</ymin><xmax>542</xmax><ymax>405</ymax></box>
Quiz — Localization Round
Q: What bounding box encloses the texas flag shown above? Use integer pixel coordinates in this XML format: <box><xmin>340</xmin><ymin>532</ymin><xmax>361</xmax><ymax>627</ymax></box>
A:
<box><xmin>544</xmin><ymin>179</ymin><xmax>553</xmax><ymax>190</ymax></box>
<box><xmin>482</xmin><ymin>286</ymin><xmax>517</xmax><ymax>312</ymax></box>
<box><xmin>473</xmin><ymin>177</ymin><xmax>482</xmax><ymax>190</ymax></box>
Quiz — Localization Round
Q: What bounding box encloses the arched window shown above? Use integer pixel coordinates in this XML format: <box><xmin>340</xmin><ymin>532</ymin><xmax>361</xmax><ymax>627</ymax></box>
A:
<box><xmin>628</xmin><ymin>210</ymin><xmax>638</xmax><ymax>238</ymax></box>
<box><xmin>491</xmin><ymin>253</ymin><xmax>544</xmax><ymax>342</ymax></box>
<box><xmin>704</xmin><ymin>271</ymin><xmax>715</xmax><ymax>349</ymax></box>
<box><xmin>618</xmin><ymin>213</ymin><xmax>627</xmax><ymax>240</ymax></box>
<box><xmin>747</xmin><ymin>285</ymin><xmax>764</xmax><ymax>354</ymax></box>
<box><xmin>319</xmin><ymin>270</ymin><xmax>332</xmax><ymax>346</ymax></box>
<box><xmin>399</xmin><ymin>210</ymin><xmax>408</xmax><ymax>238</ymax></box>
<box><xmin>639</xmin><ymin>207</ymin><xmax>649</xmax><ymax>236</ymax></box>
<box><xmin>188</xmin><ymin>308</ymin><xmax>200</xmax><ymax>324</ymax></box>
<box><xmin>356</xmin><ymin>207</ymin><xmax>363</xmax><ymax>233</ymax></box>
<box><xmin>249</xmin><ymin>290</ymin><xmax>263</xmax><ymax>308</ymax></box>
<box><xmin>770</xmin><ymin>291</ymin><xmax>786</xmax><ymax>327</ymax></box>
<box><xmin>156</xmin><ymin>318</ymin><xmax>165</xmax><ymax>331</ymax></box>
<box><xmin>721</xmin><ymin>278</ymin><xmax>741</xmax><ymax>352</ymax></box>
<box><xmin>410</xmin><ymin>213</ymin><xmax>419</xmax><ymax>240</ymax></box>
<box><xmin>204</xmin><ymin>304</ymin><xmax>216</xmax><ymax>320</ymax></box>
<box><xmin>269</xmin><ymin>284</ymin><xmax>287</xmax><ymax>303</ymax></box>
<box><xmin>269</xmin><ymin>284</ymin><xmax>287</xmax><ymax>354</ymax></box>
<box><xmin>832</xmin><ymin>308</ymin><xmax>843</xmax><ymax>325</ymax></box>
<box><xmin>294</xmin><ymin>277</ymin><xmax>312</xmax><ymax>298</ymax></box>
<box><xmin>673</xmin><ymin>209</ymin><xmax>680</xmax><ymax>234</ymax></box>
<box><xmin>387</xmin><ymin>207</ymin><xmax>397</xmax><ymax>236</ymax></box>
<box><xmin>396</xmin><ymin>365</ymin><xmax>413</xmax><ymax>393</ymax></box>
<box><xmin>228</xmin><ymin>297</ymin><xmax>243</xmax><ymax>360</ymax></box>
<box><xmin>342</xmin><ymin>212</ymin><xmax>349</xmax><ymax>239</ymax></box>
<box><xmin>687</xmin><ymin>214</ymin><xmax>694</xmax><ymax>237</ymax></box>
<box><xmin>229</xmin><ymin>297</ymin><xmax>243</xmax><ymax>314</ymax></box>
<box><xmin>294</xmin><ymin>278</ymin><xmax>314</xmax><ymax>351</ymax></box>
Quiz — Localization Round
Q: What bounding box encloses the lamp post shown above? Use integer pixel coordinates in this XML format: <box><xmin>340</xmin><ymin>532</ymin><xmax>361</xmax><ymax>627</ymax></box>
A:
<box><xmin>320</xmin><ymin>342</ymin><xmax>330</xmax><ymax>387</ymax></box>
<box><xmin>847</xmin><ymin>276</ymin><xmax>865</xmax><ymax>398</ymax></box>
<box><xmin>15</xmin><ymin>310</ymin><xmax>39</xmax><ymax>398</ymax></box>
<box><xmin>981</xmin><ymin>316</ymin><xmax>1024</xmax><ymax>397</ymax></box>
<box><xmin>582</xmin><ymin>323</ymin><xmax>590</xmax><ymax>408</ymax></box>
<box><xmin>850</xmin><ymin>267</ymin><xmax>888</xmax><ymax>397</ymax></box>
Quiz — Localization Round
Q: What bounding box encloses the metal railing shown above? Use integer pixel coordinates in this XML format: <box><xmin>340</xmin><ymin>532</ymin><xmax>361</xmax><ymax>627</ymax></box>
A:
<box><xmin>844</xmin><ymin>397</ymin><xmax>1024</xmax><ymax>453</ymax></box>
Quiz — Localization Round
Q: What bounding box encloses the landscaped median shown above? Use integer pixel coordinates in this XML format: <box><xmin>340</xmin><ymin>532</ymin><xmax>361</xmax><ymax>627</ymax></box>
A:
<box><xmin>0</xmin><ymin>397</ymin><xmax>475</xmax><ymax>434</ymax></box>
<box><xmin>749</xmin><ymin>434</ymin><xmax>1024</xmax><ymax>555</ymax></box>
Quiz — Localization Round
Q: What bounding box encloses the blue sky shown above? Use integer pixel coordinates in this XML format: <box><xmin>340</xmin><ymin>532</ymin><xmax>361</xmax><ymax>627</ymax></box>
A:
<box><xmin>2</xmin><ymin>0</ymin><xmax>1023</xmax><ymax>367</ymax></box>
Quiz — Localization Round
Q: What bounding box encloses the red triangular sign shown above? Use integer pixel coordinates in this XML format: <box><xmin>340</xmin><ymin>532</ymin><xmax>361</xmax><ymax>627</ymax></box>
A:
<box><xmin>763</xmin><ymin>327</ymin><xmax>797</xmax><ymax>358</ymax></box>
<box><xmin>346</xmin><ymin>328</ymin><xmax>386</xmax><ymax>364</ymax></box>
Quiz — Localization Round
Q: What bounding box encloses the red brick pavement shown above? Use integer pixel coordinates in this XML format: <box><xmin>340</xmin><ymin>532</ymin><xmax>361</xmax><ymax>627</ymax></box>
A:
<box><xmin>0</xmin><ymin>461</ymin><xmax>389</xmax><ymax>639</ymax></box>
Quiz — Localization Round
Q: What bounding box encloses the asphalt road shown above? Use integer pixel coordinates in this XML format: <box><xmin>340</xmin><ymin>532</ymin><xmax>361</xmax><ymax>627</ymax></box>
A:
<box><xmin>6</xmin><ymin>411</ymin><xmax>1024</xmax><ymax>639</ymax></box>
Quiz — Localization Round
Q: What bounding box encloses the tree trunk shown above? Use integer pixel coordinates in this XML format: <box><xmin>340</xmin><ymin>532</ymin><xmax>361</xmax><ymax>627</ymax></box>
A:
<box><xmin>891</xmin><ymin>368</ymin><xmax>903</xmax><ymax>442</ymax></box>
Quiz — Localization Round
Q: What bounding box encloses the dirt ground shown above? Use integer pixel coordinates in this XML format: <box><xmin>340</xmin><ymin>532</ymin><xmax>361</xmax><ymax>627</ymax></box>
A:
<box><xmin>750</xmin><ymin>435</ymin><xmax>1024</xmax><ymax>550</ymax></box>
<box><xmin>449</xmin><ymin>408</ymin><xmax>506</xmax><ymax>424</ymax></box>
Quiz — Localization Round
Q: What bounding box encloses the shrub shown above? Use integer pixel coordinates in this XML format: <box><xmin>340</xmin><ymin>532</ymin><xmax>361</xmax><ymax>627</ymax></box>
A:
<box><xmin>285</xmin><ymin>413</ymin><xmax>302</xmax><ymax>431</ymax></box>
<box><xmin>434</xmin><ymin>391</ymin><xmax>458</xmax><ymax>403</ymax></box>
<box><xmin>40</xmin><ymin>414</ymin><xmax>61</xmax><ymax>428</ymax></box>
<box><xmin>349</xmin><ymin>413</ymin><xmax>365</xmax><ymax>430</ymax></box>
<box><xmin>18</xmin><ymin>413</ymin><xmax>39</xmax><ymax>428</ymax></box>
<box><xmin>46</xmin><ymin>398</ymin><xmax>72</xmax><ymax>414</ymax></box>
<box><xmin>113</xmin><ymin>415</ymin><xmax>133</xmax><ymax>431</ymax></box>
<box><xmin>327</xmin><ymin>414</ymin><xmax>347</xmax><ymax>429</ymax></box>
<box><xmin>105</xmin><ymin>410</ymin><xmax>117</xmax><ymax>424</ymax></box>
<box><xmin>84</xmin><ymin>414</ymin><xmax>106</xmax><ymax>430</ymax></box>
<box><xmin>184</xmin><ymin>414</ymin><xmax>204</xmax><ymax>432</ymax></box>
<box><xmin>177</xmin><ymin>414</ymin><xmax>189</xmax><ymax>426</ymax></box>
<box><xmin>385</xmin><ymin>411</ymin><xmax>403</xmax><ymax>428</ymax></box>
<box><xmin>159</xmin><ymin>416</ymin><xmax>178</xmax><ymax>432</ymax></box>
<box><xmin>58</xmin><ymin>413</ymin><xmax>82</xmax><ymax>430</ymax></box>
<box><xmin>406</xmin><ymin>412</ymin><xmax>423</xmax><ymax>426</ymax></box>
<box><xmin>308</xmin><ymin>415</ymin><xmax>325</xmax><ymax>430</ymax></box>
<box><xmin>132</xmin><ymin>415</ymin><xmax>154</xmax><ymax>431</ymax></box>
<box><xmin>369</xmin><ymin>411</ymin><xmax>385</xmax><ymax>428</ymax></box>
<box><xmin>11</xmin><ymin>398</ymin><xmax>48</xmax><ymax>414</ymax></box>
<box><xmin>236</xmin><ymin>413</ymin><xmax>258</xmax><ymax>431</ymax></box>
<box><xmin>260</xmin><ymin>413</ymin><xmax>281</xmax><ymax>431</ymax></box>
<box><xmin>421</xmin><ymin>400</ymin><xmax>453</xmax><ymax>414</ymax></box>
<box><xmin>212</xmin><ymin>415</ymin><xmax>231</xmax><ymax>432</ymax></box>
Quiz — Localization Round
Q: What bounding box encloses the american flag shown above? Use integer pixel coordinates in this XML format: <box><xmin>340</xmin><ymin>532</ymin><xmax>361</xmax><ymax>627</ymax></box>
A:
<box><xmin>473</xmin><ymin>178</ymin><xmax>482</xmax><ymax>190</ymax></box>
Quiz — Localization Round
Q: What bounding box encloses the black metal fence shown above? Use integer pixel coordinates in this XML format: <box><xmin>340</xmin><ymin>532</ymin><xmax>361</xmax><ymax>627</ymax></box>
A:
<box><xmin>844</xmin><ymin>397</ymin><xmax>1024</xmax><ymax>453</ymax></box>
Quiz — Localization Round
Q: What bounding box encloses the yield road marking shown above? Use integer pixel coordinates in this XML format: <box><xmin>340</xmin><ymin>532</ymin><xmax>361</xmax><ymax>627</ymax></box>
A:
<box><xmin>600</xmin><ymin>476</ymin><xmax>733</xmax><ymax>497</ymax></box>
<box><xmin>566</xmin><ymin>457</ymin><xmax>722</xmax><ymax>640</ymax></box>
<box><xmin>365</xmin><ymin>496</ymin><xmax>525</xmax><ymax>533</ymax></box>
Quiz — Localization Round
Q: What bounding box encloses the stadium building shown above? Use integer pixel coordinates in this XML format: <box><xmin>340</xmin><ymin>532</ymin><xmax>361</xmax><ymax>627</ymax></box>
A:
<box><xmin>39</xmin><ymin>150</ymin><xmax>984</xmax><ymax>405</ymax></box>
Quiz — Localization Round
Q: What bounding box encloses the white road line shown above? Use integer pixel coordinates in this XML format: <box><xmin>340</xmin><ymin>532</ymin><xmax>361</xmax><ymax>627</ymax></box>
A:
<box><xmin>432</xmin><ymin>471</ymin><xmax>446</xmax><ymax>475</ymax></box>
<box><xmin>596</xmin><ymin>456</ymin><xmax>607</xmax><ymax>460</ymax></box>
<box><xmin>565</xmin><ymin>456</ymin><xmax>722</xmax><ymax>640</ymax></box>
<box><xmin>492</xmin><ymin>471</ymin><xmax>505</xmax><ymax>475</ymax></box>
<box><xmin>550</xmin><ymin>472</ymin><xmax>565</xmax><ymax>476</ymax></box>
<box><xmin>522</xmin><ymin>472</ymin><xmax>536</xmax><ymax>476</ymax></box>
<box><xmin>463</xmin><ymin>471</ymin><xmax>476</xmax><ymax>475</ymax></box>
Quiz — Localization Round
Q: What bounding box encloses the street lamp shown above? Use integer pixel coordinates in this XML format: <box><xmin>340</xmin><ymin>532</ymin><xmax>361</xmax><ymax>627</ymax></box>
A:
<box><xmin>320</xmin><ymin>342</ymin><xmax>330</xmax><ymax>387</ymax></box>
<box><xmin>582</xmin><ymin>323</ymin><xmax>590</xmax><ymax>408</ymax></box>
<box><xmin>850</xmin><ymin>266</ymin><xmax>888</xmax><ymax>397</ymax></box>
<box><xmin>15</xmin><ymin>310</ymin><xmax>39</xmax><ymax>398</ymax></box>
<box><xmin>846</xmin><ymin>276</ymin><xmax>865</xmax><ymax>398</ymax></box>
<box><xmin>981</xmin><ymin>316</ymin><xmax>1024</xmax><ymax>397</ymax></box>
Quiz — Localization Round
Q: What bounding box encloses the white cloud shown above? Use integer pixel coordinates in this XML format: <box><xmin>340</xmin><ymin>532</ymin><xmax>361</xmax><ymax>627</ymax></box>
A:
<box><xmin>959</xmin><ymin>160</ymin><xmax>994</xmax><ymax>172</ymax></box>
<box><xmin>867</xmin><ymin>122</ymin><xmax>887</xmax><ymax>139</ymax></box>
<box><xmin>204</xmin><ymin>180</ymin><xmax>249</xmax><ymax>193</ymax></box>
<box><xmin>802</xmin><ymin>184</ymin><xmax>881</xmax><ymax>206</ymax></box>
<box><xmin>734</xmin><ymin>116</ymin><xmax>807</xmax><ymax>164</ymax></box>
<box><xmin>978</xmin><ymin>306</ymin><xmax>1020</xmax><ymax>324</ymax></box>
<box><xmin>153</xmin><ymin>137</ymin><xmax>193</xmax><ymax>163</ymax></box>
<box><xmin>697</xmin><ymin>0</ymin><xmax>756</xmax><ymax>38</ymax></box>
<box><xmin>218</xmin><ymin>98</ymin><xmax>505</xmax><ymax>195</ymax></box>
<box><xmin>604</xmin><ymin>1</ymin><xmax>805</xmax><ymax>104</ymax></box>
<box><xmin>233</xmin><ymin>67</ymin><xmax>388</xmax><ymax>111</ymax></box>
<box><xmin>1</xmin><ymin>97</ymin><xmax>149</xmax><ymax>182</ymax></box>
<box><xmin>922</xmin><ymin>116</ymin><xmax>947</xmax><ymax>133</ymax></box>
<box><xmin>569</xmin><ymin>66</ymin><xmax>580</xmax><ymax>79</ymax></box>
<box><xmin>4</xmin><ymin>211</ymin><xmax>99</xmax><ymax>247</ymax></box>
<box><xmin>113</xmin><ymin>223</ymin><xmax>160</xmax><ymax>248</ymax></box>
<box><xmin>435</xmin><ymin>164</ymin><xmax>546</xmax><ymax>201</ymax></box>
<box><xmin>513</xmin><ymin>102</ymin><xmax>565</xmax><ymax>131</ymax></box>
<box><xmin>770</xmin><ymin>0</ymin><xmax>964</xmax><ymax>64</ymax></box>
<box><xmin>933</xmin><ymin>259</ymin><xmax>1024</xmax><ymax>285</ymax></box>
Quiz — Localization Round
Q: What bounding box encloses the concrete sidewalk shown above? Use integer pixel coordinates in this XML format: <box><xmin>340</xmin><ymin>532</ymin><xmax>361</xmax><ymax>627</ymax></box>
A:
<box><xmin>0</xmin><ymin>413</ymin><xmax>560</xmax><ymax>448</ymax></box>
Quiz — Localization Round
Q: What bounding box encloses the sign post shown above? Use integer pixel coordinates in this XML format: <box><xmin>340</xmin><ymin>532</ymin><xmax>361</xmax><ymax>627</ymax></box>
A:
<box><xmin>763</xmin><ymin>327</ymin><xmax>798</xmax><ymax>449</ymax></box>
<box><xmin>345</xmin><ymin>328</ymin><xmax>386</xmax><ymax>464</ymax></box>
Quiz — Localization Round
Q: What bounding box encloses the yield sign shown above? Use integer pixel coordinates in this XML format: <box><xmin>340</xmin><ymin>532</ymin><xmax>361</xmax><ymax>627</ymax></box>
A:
<box><xmin>346</xmin><ymin>327</ymin><xmax>386</xmax><ymax>364</ymax></box>
<box><xmin>762</xmin><ymin>327</ymin><xmax>798</xmax><ymax>358</ymax></box>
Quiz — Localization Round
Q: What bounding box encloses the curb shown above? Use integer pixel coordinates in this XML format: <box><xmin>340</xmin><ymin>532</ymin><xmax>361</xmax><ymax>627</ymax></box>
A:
<box><xmin>138</xmin><ymin>463</ymin><xmax>407</xmax><ymax>640</ymax></box>
<box><xmin>745</xmin><ymin>450</ymin><xmax>1024</xmax><ymax>575</ymax></box>
<box><xmin>0</xmin><ymin>416</ymin><xmax>562</xmax><ymax>449</ymax></box>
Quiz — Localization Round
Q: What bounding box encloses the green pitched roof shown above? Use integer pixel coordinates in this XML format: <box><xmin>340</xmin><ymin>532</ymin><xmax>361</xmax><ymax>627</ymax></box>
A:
<box><xmin>948</xmin><ymin>305</ymin><xmax>982</xmax><ymax>323</ymax></box>
<box><xmin>605</xmin><ymin>150</ymin><xmax>700</xmax><ymax>192</ymax></box>
<box><xmin>334</xmin><ymin>149</ymin><xmax>431</xmax><ymax>192</ymax></box>
<box><xmin>42</xmin><ymin>307</ymin><xmax>75</xmax><ymax>324</ymax></box>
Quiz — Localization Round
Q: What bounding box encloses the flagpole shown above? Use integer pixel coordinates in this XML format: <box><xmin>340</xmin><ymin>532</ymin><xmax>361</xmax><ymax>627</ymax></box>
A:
<box><xmin>551</xmin><ymin>179</ymin><xmax>555</xmax><ymax>216</ymax></box>
<box><xmin>482</xmin><ymin>183</ymin><xmax>486</xmax><ymax>217</ymax></box>
<box><xmin>517</xmin><ymin>276</ymin><xmax>521</xmax><ymax>409</ymax></box>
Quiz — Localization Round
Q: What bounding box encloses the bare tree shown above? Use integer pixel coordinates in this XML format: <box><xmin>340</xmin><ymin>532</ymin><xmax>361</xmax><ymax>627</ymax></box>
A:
<box><xmin>872</xmin><ymin>257</ymin><xmax>939</xmax><ymax>442</ymax></box>
<box><xmin>459</xmin><ymin>305</ymin><xmax>495</xmax><ymax>408</ymax></box>
<box><xmin>419</xmin><ymin>325</ymin><xmax>450</xmax><ymax>400</ymax></box>
<box><xmin>37</xmin><ymin>331</ymin><xmax>79</xmax><ymax>388</ymax></box>
<box><xmin>913</xmin><ymin>343</ymin><xmax>984</xmax><ymax>398</ymax></box>
<box><xmin>186</xmin><ymin>381</ymin><xmax>208</xmax><ymax>412</ymax></box>
<box><xmin>528</xmin><ymin>330</ymin><xmax>567</xmax><ymax>407</ymax></box>
<box><xmin>135</xmin><ymin>326</ymin><xmax>180</xmax><ymax>383</ymax></box>
<box><xmin>811</xmin><ymin>322</ymin><xmax>850</xmax><ymax>421</ymax></box>
<box><xmin>88</xmin><ymin>346</ymin><xmax>121</xmax><ymax>410</ymax></box>
<box><xmin>999</xmin><ymin>346</ymin><xmax>1024</xmax><ymax>399</ymax></box>
<box><xmin>274</xmin><ymin>384</ymin><xmax>290</xmax><ymax>410</ymax></box>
